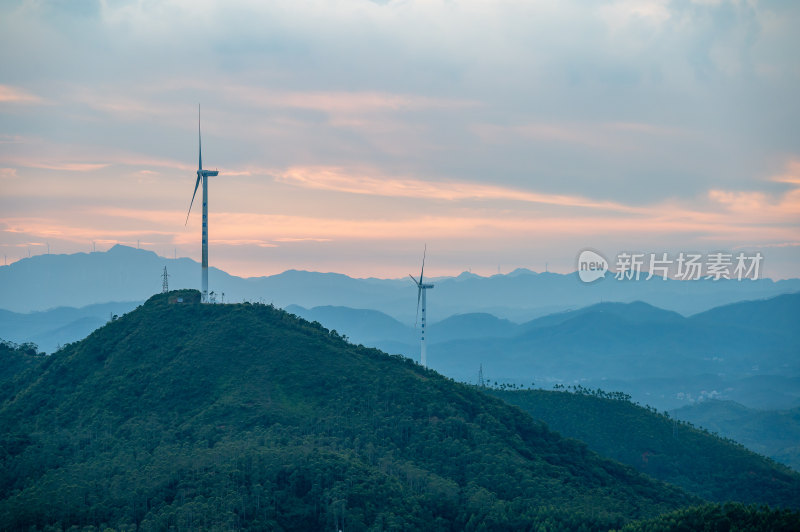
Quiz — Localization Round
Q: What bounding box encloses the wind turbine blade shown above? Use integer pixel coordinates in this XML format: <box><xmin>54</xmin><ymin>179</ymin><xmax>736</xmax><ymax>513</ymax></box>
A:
<box><xmin>198</xmin><ymin>104</ymin><xmax>202</xmax><ymax>171</ymax></box>
<box><xmin>409</xmin><ymin>274</ymin><xmax>419</xmax><ymax>285</ymax></box>
<box><xmin>420</xmin><ymin>244</ymin><xmax>426</xmax><ymax>284</ymax></box>
<box><xmin>185</xmin><ymin>174</ymin><xmax>201</xmax><ymax>226</ymax></box>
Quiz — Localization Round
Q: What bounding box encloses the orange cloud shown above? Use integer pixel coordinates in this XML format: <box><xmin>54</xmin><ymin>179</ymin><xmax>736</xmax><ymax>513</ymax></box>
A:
<box><xmin>74</xmin><ymin>204</ymin><xmax>799</xmax><ymax>246</ymax></box>
<box><xmin>769</xmin><ymin>159</ymin><xmax>800</xmax><ymax>185</ymax></box>
<box><xmin>4</xmin><ymin>159</ymin><xmax>799</xmax><ymax>278</ymax></box>
<box><xmin>1</xmin><ymin>150</ymin><xmax>192</xmax><ymax>174</ymax></box>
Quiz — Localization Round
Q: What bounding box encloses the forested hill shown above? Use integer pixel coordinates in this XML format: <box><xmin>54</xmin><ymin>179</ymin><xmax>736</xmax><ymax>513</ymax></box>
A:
<box><xmin>0</xmin><ymin>290</ymin><xmax>698</xmax><ymax>531</ymax></box>
<box><xmin>488</xmin><ymin>388</ymin><xmax>800</xmax><ymax>508</ymax></box>
<box><xmin>0</xmin><ymin>340</ymin><xmax>43</xmax><ymax>387</ymax></box>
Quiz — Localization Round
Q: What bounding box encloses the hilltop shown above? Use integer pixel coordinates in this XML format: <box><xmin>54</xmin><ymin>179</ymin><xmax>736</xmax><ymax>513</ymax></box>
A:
<box><xmin>488</xmin><ymin>388</ymin><xmax>800</xmax><ymax>508</ymax></box>
<box><xmin>0</xmin><ymin>290</ymin><xmax>699</xmax><ymax>530</ymax></box>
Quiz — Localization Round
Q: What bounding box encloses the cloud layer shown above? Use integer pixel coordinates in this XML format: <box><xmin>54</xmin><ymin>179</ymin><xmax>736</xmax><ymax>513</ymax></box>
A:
<box><xmin>0</xmin><ymin>0</ymin><xmax>798</xmax><ymax>278</ymax></box>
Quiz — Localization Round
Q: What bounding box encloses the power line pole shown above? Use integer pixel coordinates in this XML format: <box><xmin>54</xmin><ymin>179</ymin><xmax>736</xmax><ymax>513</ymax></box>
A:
<box><xmin>162</xmin><ymin>266</ymin><xmax>170</xmax><ymax>293</ymax></box>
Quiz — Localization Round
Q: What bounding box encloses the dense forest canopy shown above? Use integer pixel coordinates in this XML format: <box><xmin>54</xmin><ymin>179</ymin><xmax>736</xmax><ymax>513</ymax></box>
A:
<box><xmin>488</xmin><ymin>387</ymin><xmax>800</xmax><ymax>509</ymax></box>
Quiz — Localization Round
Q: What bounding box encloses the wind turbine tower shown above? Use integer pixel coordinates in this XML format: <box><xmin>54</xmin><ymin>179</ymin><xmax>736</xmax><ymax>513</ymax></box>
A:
<box><xmin>185</xmin><ymin>105</ymin><xmax>219</xmax><ymax>303</ymax></box>
<box><xmin>409</xmin><ymin>246</ymin><xmax>434</xmax><ymax>367</ymax></box>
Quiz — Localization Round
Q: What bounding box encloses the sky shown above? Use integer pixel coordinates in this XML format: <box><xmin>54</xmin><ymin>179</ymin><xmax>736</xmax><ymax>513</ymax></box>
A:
<box><xmin>0</xmin><ymin>0</ymin><xmax>798</xmax><ymax>280</ymax></box>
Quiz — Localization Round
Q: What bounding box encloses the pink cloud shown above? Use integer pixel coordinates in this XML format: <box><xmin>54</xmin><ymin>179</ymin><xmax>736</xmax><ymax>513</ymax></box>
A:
<box><xmin>215</xmin><ymin>85</ymin><xmax>479</xmax><ymax>115</ymax></box>
<box><xmin>472</xmin><ymin>121</ymin><xmax>693</xmax><ymax>151</ymax></box>
<box><xmin>24</xmin><ymin>162</ymin><xmax>110</xmax><ymax>172</ymax></box>
<box><xmin>276</xmin><ymin>166</ymin><xmax>643</xmax><ymax>213</ymax></box>
<box><xmin>0</xmin><ymin>85</ymin><xmax>45</xmax><ymax>104</ymax></box>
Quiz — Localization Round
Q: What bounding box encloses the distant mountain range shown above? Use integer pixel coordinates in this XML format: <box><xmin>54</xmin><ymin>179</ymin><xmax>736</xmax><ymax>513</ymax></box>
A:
<box><xmin>2</xmin><ymin>245</ymin><xmax>799</xmax><ymax>321</ymax></box>
<box><xmin>286</xmin><ymin>293</ymin><xmax>800</xmax><ymax>410</ymax></box>
<box><xmin>0</xmin><ymin>301</ymin><xmax>142</xmax><ymax>354</ymax></box>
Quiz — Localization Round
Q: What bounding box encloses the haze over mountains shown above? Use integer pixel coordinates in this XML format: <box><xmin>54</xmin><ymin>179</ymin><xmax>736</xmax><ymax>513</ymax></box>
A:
<box><xmin>0</xmin><ymin>302</ymin><xmax>142</xmax><ymax>355</ymax></box>
<box><xmin>2</xmin><ymin>245</ymin><xmax>799</xmax><ymax>319</ymax></box>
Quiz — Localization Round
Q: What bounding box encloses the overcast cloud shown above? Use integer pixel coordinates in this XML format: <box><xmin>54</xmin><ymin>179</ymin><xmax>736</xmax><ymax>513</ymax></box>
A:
<box><xmin>0</xmin><ymin>0</ymin><xmax>798</xmax><ymax>278</ymax></box>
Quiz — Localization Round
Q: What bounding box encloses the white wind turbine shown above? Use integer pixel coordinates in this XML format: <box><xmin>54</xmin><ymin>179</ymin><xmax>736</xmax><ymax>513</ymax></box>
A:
<box><xmin>409</xmin><ymin>245</ymin><xmax>434</xmax><ymax>368</ymax></box>
<box><xmin>185</xmin><ymin>105</ymin><xmax>219</xmax><ymax>303</ymax></box>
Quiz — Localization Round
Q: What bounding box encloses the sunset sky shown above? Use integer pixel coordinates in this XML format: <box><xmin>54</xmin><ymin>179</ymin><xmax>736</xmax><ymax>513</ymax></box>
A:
<box><xmin>1</xmin><ymin>0</ymin><xmax>798</xmax><ymax>279</ymax></box>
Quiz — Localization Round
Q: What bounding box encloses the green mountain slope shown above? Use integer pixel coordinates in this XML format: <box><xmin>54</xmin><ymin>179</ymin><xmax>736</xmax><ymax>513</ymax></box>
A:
<box><xmin>616</xmin><ymin>503</ymin><xmax>800</xmax><ymax>532</ymax></box>
<box><xmin>0</xmin><ymin>290</ymin><xmax>697</xmax><ymax>531</ymax></box>
<box><xmin>0</xmin><ymin>339</ymin><xmax>44</xmax><ymax>387</ymax></box>
<box><xmin>488</xmin><ymin>388</ymin><xmax>800</xmax><ymax>508</ymax></box>
<box><xmin>672</xmin><ymin>400</ymin><xmax>800</xmax><ymax>472</ymax></box>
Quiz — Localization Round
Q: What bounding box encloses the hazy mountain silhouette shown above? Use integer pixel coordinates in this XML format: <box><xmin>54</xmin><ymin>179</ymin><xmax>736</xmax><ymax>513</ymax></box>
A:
<box><xmin>284</xmin><ymin>304</ymin><xmax>416</xmax><ymax>346</ymax></box>
<box><xmin>285</xmin><ymin>307</ymin><xmax>519</xmax><ymax>347</ymax></box>
<box><xmin>2</xmin><ymin>246</ymin><xmax>799</xmax><ymax>321</ymax></box>
<box><xmin>0</xmin><ymin>301</ymin><xmax>141</xmax><ymax>353</ymax></box>
<box><xmin>426</xmin><ymin>294</ymin><xmax>800</xmax><ymax>384</ymax></box>
<box><xmin>430</xmin><ymin>313</ymin><xmax>519</xmax><ymax>342</ymax></box>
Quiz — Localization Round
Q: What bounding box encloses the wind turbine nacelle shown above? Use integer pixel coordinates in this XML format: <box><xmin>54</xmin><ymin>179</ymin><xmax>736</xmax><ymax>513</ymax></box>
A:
<box><xmin>202</xmin><ymin>170</ymin><xmax>219</xmax><ymax>177</ymax></box>
<box><xmin>421</xmin><ymin>283</ymin><xmax>435</xmax><ymax>289</ymax></box>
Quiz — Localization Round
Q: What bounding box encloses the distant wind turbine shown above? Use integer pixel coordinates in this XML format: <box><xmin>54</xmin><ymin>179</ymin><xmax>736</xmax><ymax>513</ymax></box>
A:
<box><xmin>185</xmin><ymin>104</ymin><xmax>219</xmax><ymax>303</ymax></box>
<box><xmin>409</xmin><ymin>245</ymin><xmax>434</xmax><ymax>368</ymax></box>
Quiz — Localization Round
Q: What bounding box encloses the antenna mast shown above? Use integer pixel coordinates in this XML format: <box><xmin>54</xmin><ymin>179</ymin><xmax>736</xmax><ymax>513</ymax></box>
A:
<box><xmin>162</xmin><ymin>266</ymin><xmax>170</xmax><ymax>293</ymax></box>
